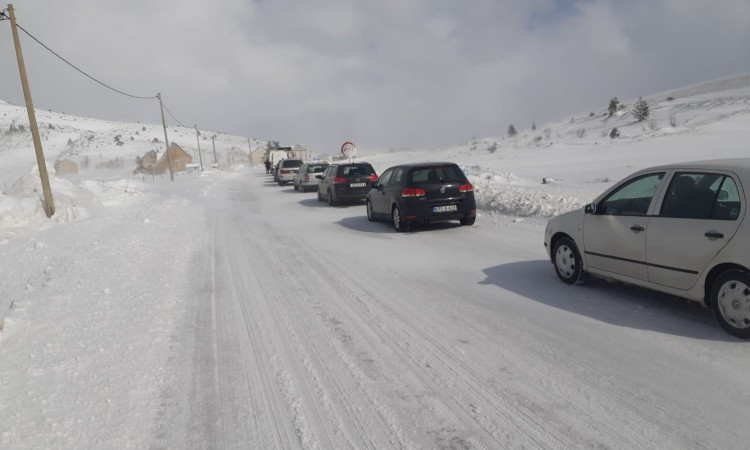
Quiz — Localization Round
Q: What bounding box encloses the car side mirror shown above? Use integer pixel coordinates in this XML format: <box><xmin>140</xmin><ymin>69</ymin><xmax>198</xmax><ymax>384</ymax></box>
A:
<box><xmin>718</xmin><ymin>190</ymin><xmax>729</xmax><ymax>201</ymax></box>
<box><xmin>371</xmin><ymin>181</ymin><xmax>380</xmax><ymax>189</ymax></box>
<box><xmin>584</xmin><ymin>202</ymin><xmax>597</xmax><ymax>214</ymax></box>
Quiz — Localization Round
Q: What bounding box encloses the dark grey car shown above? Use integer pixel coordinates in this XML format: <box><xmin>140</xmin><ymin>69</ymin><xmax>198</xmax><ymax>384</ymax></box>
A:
<box><xmin>366</xmin><ymin>162</ymin><xmax>476</xmax><ymax>232</ymax></box>
<box><xmin>317</xmin><ymin>163</ymin><xmax>378</xmax><ymax>206</ymax></box>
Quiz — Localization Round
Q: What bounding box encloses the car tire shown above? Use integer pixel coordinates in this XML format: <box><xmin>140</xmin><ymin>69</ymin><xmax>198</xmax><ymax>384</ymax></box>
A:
<box><xmin>392</xmin><ymin>206</ymin><xmax>409</xmax><ymax>232</ymax></box>
<box><xmin>460</xmin><ymin>215</ymin><xmax>476</xmax><ymax>226</ymax></box>
<box><xmin>710</xmin><ymin>269</ymin><xmax>750</xmax><ymax>339</ymax></box>
<box><xmin>366</xmin><ymin>200</ymin><xmax>376</xmax><ymax>222</ymax></box>
<box><xmin>328</xmin><ymin>190</ymin><xmax>336</xmax><ymax>206</ymax></box>
<box><xmin>552</xmin><ymin>236</ymin><xmax>585</xmax><ymax>285</ymax></box>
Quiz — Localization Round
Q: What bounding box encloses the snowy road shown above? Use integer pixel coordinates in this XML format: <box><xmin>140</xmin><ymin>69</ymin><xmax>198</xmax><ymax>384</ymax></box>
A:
<box><xmin>163</xmin><ymin>170</ymin><xmax>750</xmax><ymax>449</ymax></box>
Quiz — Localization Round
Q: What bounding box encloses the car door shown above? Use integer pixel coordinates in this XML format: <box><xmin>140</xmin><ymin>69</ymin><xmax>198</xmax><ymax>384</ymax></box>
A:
<box><xmin>646</xmin><ymin>171</ymin><xmax>744</xmax><ymax>290</ymax></box>
<box><xmin>319</xmin><ymin>166</ymin><xmax>334</xmax><ymax>193</ymax></box>
<box><xmin>370</xmin><ymin>168</ymin><xmax>394</xmax><ymax>215</ymax></box>
<box><xmin>583</xmin><ymin>172</ymin><xmax>666</xmax><ymax>281</ymax></box>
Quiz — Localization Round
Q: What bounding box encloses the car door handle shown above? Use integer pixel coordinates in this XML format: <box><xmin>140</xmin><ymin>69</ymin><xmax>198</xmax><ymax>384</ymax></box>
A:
<box><xmin>705</xmin><ymin>232</ymin><xmax>724</xmax><ymax>239</ymax></box>
<box><xmin>630</xmin><ymin>225</ymin><xmax>645</xmax><ymax>232</ymax></box>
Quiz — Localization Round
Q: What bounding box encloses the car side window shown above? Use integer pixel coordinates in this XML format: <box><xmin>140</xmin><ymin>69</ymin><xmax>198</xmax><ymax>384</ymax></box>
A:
<box><xmin>600</xmin><ymin>172</ymin><xmax>665</xmax><ymax>216</ymax></box>
<box><xmin>660</xmin><ymin>172</ymin><xmax>741</xmax><ymax>220</ymax></box>
<box><xmin>391</xmin><ymin>168</ymin><xmax>405</xmax><ymax>185</ymax></box>
<box><xmin>378</xmin><ymin>169</ymin><xmax>394</xmax><ymax>187</ymax></box>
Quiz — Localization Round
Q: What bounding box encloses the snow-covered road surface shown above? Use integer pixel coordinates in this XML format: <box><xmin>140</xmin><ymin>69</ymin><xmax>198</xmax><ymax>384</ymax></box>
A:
<box><xmin>1</xmin><ymin>168</ymin><xmax>749</xmax><ymax>449</ymax></box>
<box><xmin>156</xmin><ymin>170</ymin><xmax>750</xmax><ymax>449</ymax></box>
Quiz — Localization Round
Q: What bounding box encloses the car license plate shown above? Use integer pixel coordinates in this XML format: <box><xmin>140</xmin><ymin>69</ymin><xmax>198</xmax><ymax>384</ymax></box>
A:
<box><xmin>350</xmin><ymin>182</ymin><xmax>366</xmax><ymax>187</ymax></box>
<box><xmin>433</xmin><ymin>205</ymin><xmax>458</xmax><ymax>213</ymax></box>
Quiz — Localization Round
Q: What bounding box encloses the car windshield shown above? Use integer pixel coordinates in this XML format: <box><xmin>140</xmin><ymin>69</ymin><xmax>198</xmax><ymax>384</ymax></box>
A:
<box><xmin>410</xmin><ymin>165</ymin><xmax>466</xmax><ymax>185</ymax></box>
<box><xmin>307</xmin><ymin>164</ymin><xmax>328</xmax><ymax>173</ymax></box>
<box><xmin>283</xmin><ymin>160</ymin><xmax>303</xmax><ymax>168</ymax></box>
<box><xmin>338</xmin><ymin>164</ymin><xmax>375</xmax><ymax>177</ymax></box>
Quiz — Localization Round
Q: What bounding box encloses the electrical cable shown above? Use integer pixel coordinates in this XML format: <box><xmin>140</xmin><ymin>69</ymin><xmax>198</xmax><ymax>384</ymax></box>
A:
<box><xmin>160</xmin><ymin>101</ymin><xmax>188</xmax><ymax>128</ymax></box>
<box><xmin>4</xmin><ymin>12</ymin><xmax>199</xmax><ymax>132</ymax></box>
<box><xmin>12</xmin><ymin>21</ymin><xmax>157</xmax><ymax>100</ymax></box>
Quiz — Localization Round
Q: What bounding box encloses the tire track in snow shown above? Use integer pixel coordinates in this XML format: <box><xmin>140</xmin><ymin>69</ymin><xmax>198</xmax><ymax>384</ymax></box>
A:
<box><xmin>226</xmin><ymin>215</ymin><xmax>407</xmax><ymax>449</ymax></box>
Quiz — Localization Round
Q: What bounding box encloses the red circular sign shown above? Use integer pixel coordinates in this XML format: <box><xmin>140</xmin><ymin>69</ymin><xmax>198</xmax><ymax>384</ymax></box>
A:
<box><xmin>341</xmin><ymin>141</ymin><xmax>355</xmax><ymax>155</ymax></box>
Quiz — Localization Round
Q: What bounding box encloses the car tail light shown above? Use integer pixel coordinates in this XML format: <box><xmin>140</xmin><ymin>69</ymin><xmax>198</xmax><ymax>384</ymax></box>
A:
<box><xmin>281</xmin><ymin>169</ymin><xmax>291</xmax><ymax>174</ymax></box>
<box><xmin>333</xmin><ymin>177</ymin><xmax>347</xmax><ymax>184</ymax></box>
<box><xmin>303</xmin><ymin>174</ymin><xmax>310</xmax><ymax>182</ymax></box>
<box><xmin>369</xmin><ymin>174</ymin><xmax>379</xmax><ymax>183</ymax></box>
<box><xmin>459</xmin><ymin>183</ymin><xmax>474</xmax><ymax>193</ymax></box>
<box><xmin>401</xmin><ymin>187</ymin><xmax>426</xmax><ymax>198</ymax></box>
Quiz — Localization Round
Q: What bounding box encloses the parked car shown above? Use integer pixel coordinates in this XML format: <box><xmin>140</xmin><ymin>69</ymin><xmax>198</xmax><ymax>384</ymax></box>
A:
<box><xmin>272</xmin><ymin>160</ymin><xmax>281</xmax><ymax>182</ymax></box>
<box><xmin>544</xmin><ymin>159</ymin><xmax>750</xmax><ymax>338</ymax></box>
<box><xmin>276</xmin><ymin>159</ymin><xmax>304</xmax><ymax>186</ymax></box>
<box><xmin>293</xmin><ymin>162</ymin><xmax>329</xmax><ymax>192</ymax></box>
<box><xmin>317</xmin><ymin>162</ymin><xmax>378</xmax><ymax>206</ymax></box>
<box><xmin>366</xmin><ymin>162</ymin><xmax>476</xmax><ymax>232</ymax></box>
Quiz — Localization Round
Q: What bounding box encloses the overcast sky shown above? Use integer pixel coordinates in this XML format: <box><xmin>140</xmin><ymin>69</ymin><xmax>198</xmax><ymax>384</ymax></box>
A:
<box><xmin>2</xmin><ymin>0</ymin><xmax>750</xmax><ymax>153</ymax></box>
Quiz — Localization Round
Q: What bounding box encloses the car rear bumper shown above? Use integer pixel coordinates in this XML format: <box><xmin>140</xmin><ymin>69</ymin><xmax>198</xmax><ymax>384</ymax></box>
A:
<box><xmin>402</xmin><ymin>198</ymin><xmax>476</xmax><ymax>222</ymax></box>
<box><xmin>334</xmin><ymin>186</ymin><xmax>370</xmax><ymax>201</ymax></box>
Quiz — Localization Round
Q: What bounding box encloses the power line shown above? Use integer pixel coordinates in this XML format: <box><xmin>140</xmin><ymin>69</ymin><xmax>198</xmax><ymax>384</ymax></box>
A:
<box><xmin>160</xmin><ymin>100</ymin><xmax>188</xmax><ymax>128</ymax></box>
<box><xmin>10</xmin><ymin>19</ymin><xmax>157</xmax><ymax>100</ymax></box>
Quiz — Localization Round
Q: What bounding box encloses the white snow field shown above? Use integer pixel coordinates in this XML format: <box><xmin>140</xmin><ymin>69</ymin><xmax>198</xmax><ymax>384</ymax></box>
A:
<box><xmin>2</xmin><ymin>75</ymin><xmax>750</xmax><ymax>449</ymax></box>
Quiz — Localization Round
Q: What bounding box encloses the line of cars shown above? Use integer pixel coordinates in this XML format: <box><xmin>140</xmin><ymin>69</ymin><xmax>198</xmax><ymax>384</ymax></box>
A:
<box><xmin>268</xmin><ymin>156</ymin><xmax>750</xmax><ymax>338</ymax></box>
<box><xmin>267</xmin><ymin>159</ymin><xmax>477</xmax><ymax>232</ymax></box>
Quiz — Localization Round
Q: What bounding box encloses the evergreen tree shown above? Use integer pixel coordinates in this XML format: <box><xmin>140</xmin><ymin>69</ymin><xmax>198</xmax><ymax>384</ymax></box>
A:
<box><xmin>507</xmin><ymin>124</ymin><xmax>517</xmax><ymax>137</ymax></box>
<box><xmin>632</xmin><ymin>97</ymin><xmax>650</xmax><ymax>122</ymax></box>
<box><xmin>531</xmin><ymin>121</ymin><xmax>536</xmax><ymax>131</ymax></box>
<box><xmin>608</xmin><ymin>97</ymin><xmax>619</xmax><ymax>117</ymax></box>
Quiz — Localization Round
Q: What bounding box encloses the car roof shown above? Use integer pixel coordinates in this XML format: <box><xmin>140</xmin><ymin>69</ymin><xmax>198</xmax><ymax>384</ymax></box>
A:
<box><xmin>330</xmin><ymin>162</ymin><xmax>372</xmax><ymax>167</ymax></box>
<box><xmin>646</xmin><ymin>158</ymin><xmax>750</xmax><ymax>173</ymax></box>
<box><xmin>389</xmin><ymin>162</ymin><xmax>460</xmax><ymax>169</ymax></box>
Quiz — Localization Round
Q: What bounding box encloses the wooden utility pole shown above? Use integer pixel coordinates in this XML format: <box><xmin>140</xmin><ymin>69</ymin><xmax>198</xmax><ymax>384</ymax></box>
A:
<box><xmin>156</xmin><ymin>93</ymin><xmax>174</xmax><ymax>181</ymax></box>
<box><xmin>211</xmin><ymin>135</ymin><xmax>218</xmax><ymax>167</ymax></box>
<box><xmin>7</xmin><ymin>4</ymin><xmax>55</xmax><ymax>217</ymax></box>
<box><xmin>194</xmin><ymin>125</ymin><xmax>204</xmax><ymax>171</ymax></box>
<box><xmin>247</xmin><ymin>138</ymin><xmax>253</xmax><ymax>167</ymax></box>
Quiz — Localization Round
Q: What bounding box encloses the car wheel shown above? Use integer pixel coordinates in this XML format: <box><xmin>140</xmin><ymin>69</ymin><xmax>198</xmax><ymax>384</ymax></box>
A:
<box><xmin>710</xmin><ymin>269</ymin><xmax>750</xmax><ymax>339</ymax></box>
<box><xmin>328</xmin><ymin>190</ymin><xmax>336</xmax><ymax>206</ymax></box>
<box><xmin>293</xmin><ymin>182</ymin><xmax>299</xmax><ymax>191</ymax></box>
<box><xmin>460</xmin><ymin>215</ymin><xmax>476</xmax><ymax>226</ymax></box>
<box><xmin>366</xmin><ymin>200</ymin><xmax>376</xmax><ymax>222</ymax></box>
<box><xmin>392</xmin><ymin>206</ymin><xmax>408</xmax><ymax>232</ymax></box>
<box><xmin>317</xmin><ymin>189</ymin><xmax>324</xmax><ymax>202</ymax></box>
<box><xmin>553</xmin><ymin>236</ymin><xmax>585</xmax><ymax>284</ymax></box>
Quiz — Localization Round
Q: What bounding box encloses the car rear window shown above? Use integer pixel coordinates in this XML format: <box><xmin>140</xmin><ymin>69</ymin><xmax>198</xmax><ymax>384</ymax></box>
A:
<box><xmin>306</xmin><ymin>164</ymin><xmax>328</xmax><ymax>173</ymax></box>
<box><xmin>410</xmin><ymin>165</ymin><xmax>467</xmax><ymax>185</ymax></box>
<box><xmin>282</xmin><ymin>160</ymin><xmax>303</xmax><ymax>168</ymax></box>
<box><xmin>337</xmin><ymin>164</ymin><xmax>375</xmax><ymax>177</ymax></box>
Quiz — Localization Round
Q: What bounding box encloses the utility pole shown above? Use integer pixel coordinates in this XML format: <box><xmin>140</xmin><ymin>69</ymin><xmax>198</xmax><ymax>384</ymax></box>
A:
<box><xmin>211</xmin><ymin>135</ymin><xmax>218</xmax><ymax>167</ymax></box>
<box><xmin>194</xmin><ymin>125</ymin><xmax>204</xmax><ymax>171</ymax></box>
<box><xmin>247</xmin><ymin>138</ymin><xmax>253</xmax><ymax>167</ymax></box>
<box><xmin>156</xmin><ymin>93</ymin><xmax>174</xmax><ymax>181</ymax></box>
<box><xmin>6</xmin><ymin>4</ymin><xmax>55</xmax><ymax>217</ymax></box>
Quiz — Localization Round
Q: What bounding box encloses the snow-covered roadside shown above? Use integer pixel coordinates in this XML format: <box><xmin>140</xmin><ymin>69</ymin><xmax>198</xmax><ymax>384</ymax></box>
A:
<box><xmin>0</xmin><ymin>174</ymin><xmax>211</xmax><ymax>448</ymax></box>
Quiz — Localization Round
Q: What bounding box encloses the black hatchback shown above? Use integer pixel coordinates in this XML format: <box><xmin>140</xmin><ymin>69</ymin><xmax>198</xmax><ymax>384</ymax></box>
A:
<box><xmin>317</xmin><ymin>162</ymin><xmax>378</xmax><ymax>206</ymax></box>
<box><xmin>366</xmin><ymin>162</ymin><xmax>476</xmax><ymax>232</ymax></box>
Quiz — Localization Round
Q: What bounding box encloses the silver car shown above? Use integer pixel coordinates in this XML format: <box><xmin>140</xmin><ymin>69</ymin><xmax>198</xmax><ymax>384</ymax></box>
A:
<box><xmin>276</xmin><ymin>159</ymin><xmax>304</xmax><ymax>186</ymax></box>
<box><xmin>544</xmin><ymin>159</ymin><xmax>749</xmax><ymax>338</ymax></box>
<box><xmin>293</xmin><ymin>162</ymin><xmax>329</xmax><ymax>192</ymax></box>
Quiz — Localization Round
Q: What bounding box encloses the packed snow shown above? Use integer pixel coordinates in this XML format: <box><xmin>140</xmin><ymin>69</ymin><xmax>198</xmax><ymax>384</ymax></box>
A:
<box><xmin>2</xmin><ymin>75</ymin><xmax>750</xmax><ymax>448</ymax></box>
